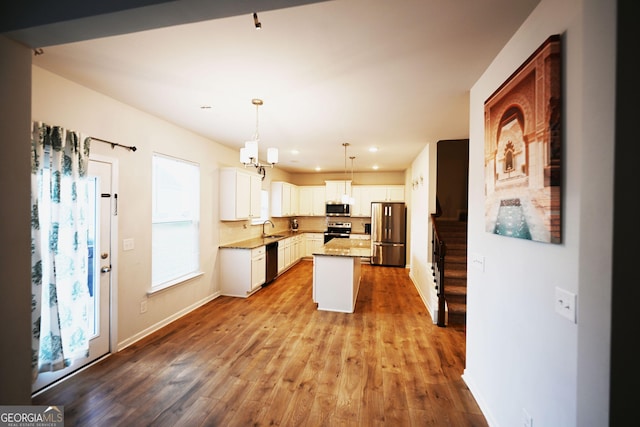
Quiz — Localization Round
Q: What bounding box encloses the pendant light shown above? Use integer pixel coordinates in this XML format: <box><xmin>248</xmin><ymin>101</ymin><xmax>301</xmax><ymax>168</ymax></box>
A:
<box><xmin>240</xmin><ymin>98</ymin><xmax>278</xmax><ymax>180</ymax></box>
<box><xmin>341</xmin><ymin>143</ymin><xmax>350</xmax><ymax>204</ymax></box>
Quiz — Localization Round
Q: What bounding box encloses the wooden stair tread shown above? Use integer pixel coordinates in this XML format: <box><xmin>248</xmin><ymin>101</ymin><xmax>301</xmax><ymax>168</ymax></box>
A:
<box><xmin>444</xmin><ymin>269</ymin><xmax>467</xmax><ymax>280</ymax></box>
<box><xmin>445</xmin><ymin>284</ymin><xmax>467</xmax><ymax>296</ymax></box>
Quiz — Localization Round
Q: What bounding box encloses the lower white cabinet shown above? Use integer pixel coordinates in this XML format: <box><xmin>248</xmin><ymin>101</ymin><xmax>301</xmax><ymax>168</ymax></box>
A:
<box><xmin>284</xmin><ymin>237</ymin><xmax>292</xmax><ymax>269</ymax></box>
<box><xmin>293</xmin><ymin>235</ymin><xmax>303</xmax><ymax>261</ymax></box>
<box><xmin>305</xmin><ymin>233</ymin><xmax>324</xmax><ymax>257</ymax></box>
<box><xmin>251</xmin><ymin>247</ymin><xmax>266</xmax><ymax>291</ymax></box>
<box><xmin>277</xmin><ymin>243</ymin><xmax>285</xmax><ymax>273</ymax></box>
<box><xmin>220</xmin><ymin>246</ymin><xmax>265</xmax><ymax>297</ymax></box>
<box><xmin>276</xmin><ymin>235</ymin><xmax>304</xmax><ymax>274</ymax></box>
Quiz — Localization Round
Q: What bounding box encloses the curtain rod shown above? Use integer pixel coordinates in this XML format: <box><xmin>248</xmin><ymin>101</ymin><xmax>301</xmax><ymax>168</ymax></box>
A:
<box><xmin>90</xmin><ymin>136</ymin><xmax>137</xmax><ymax>152</ymax></box>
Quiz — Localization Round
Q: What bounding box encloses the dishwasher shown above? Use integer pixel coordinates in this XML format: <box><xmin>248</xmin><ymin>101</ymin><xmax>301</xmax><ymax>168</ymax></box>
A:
<box><xmin>264</xmin><ymin>241</ymin><xmax>278</xmax><ymax>285</ymax></box>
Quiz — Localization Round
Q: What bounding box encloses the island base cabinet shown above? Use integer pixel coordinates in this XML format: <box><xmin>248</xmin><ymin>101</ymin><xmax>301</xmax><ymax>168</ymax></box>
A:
<box><xmin>313</xmin><ymin>255</ymin><xmax>361</xmax><ymax>313</ymax></box>
<box><xmin>220</xmin><ymin>247</ymin><xmax>265</xmax><ymax>297</ymax></box>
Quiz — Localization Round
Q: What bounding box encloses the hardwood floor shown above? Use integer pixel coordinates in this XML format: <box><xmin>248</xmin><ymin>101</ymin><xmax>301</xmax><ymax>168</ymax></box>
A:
<box><xmin>33</xmin><ymin>261</ymin><xmax>487</xmax><ymax>426</ymax></box>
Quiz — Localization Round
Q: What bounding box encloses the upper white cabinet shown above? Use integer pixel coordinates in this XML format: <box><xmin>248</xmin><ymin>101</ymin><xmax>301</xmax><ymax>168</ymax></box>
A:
<box><xmin>385</xmin><ymin>185</ymin><xmax>405</xmax><ymax>202</ymax></box>
<box><xmin>325</xmin><ymin>180</ymin><xmax>351</xmax><ymax>202</ymax></box>
<box><xmin>298</xmin><ymin>186</ymin><xmax>326</xmax><ymax>216</ymax></box>
<box><xmin>351</xmin><ymin>185</ymin><xmax>405</xmax><ymax>217</ymax></box>
<box><xmin>220</xmin><ymin>167</ymin><xmax>262</xmax><ymax>221</ymax></box>
<box><xmin>271</xmin><ymin>181</ymin><xmax>298</xmax><ymax>217</ymax></box>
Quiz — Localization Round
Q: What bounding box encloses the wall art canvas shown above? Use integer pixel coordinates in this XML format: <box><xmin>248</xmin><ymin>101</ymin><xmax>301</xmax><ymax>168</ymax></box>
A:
<box><xmin>484</xmin><ymin>35</ymin><xmax>562</xmax><ymax>244</ymax></box>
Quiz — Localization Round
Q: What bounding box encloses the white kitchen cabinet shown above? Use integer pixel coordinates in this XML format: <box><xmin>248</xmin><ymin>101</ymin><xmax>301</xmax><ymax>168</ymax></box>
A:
<box><xmin>290</xmin><ymin>185</ymin><xmax>299</xmax><ymax>216</ymax></box>
<box><xmin>220</xmin><ymin>246</ymin><xmax>265</xmax><ymax>297</ymax></box>
<box><xmin>305</xmin><ymin>233</ymin><xmax>324</xmax><ymax>257</ymax></box>
<box><xmin>298</xmin><ymin>186</ymin><xmax>326</xmax><ymax>216</ymax></box>
<box><xmin>271</xmin><ymin>181</ymin><xmax>298</xmax><ymax>217</ymax></box>
<box><xmin>276</xmin><ymin>236</ymin><xmax>300</xmax><ymax>274</ymax></box>
<box><xmin>351</xmin><ymin>185</ymin><xmax>405</xmax><ymax>216</ymax></box>
<box><xmin>251</xmin><ymin>246</ymin><xmax>266</xmax><ymax>290</ymax></box>
<box><xmin>293</xmin><ymin>234</ymin><xmax>303</xmax><ymax>262</ymax></box>
<box><xmin>325</xmin><ymin>180</ymin><xmax>351</xmax><ymax>203</ymax></box>
<box><xmin>284</xmin><ymin>237</ymin><xmax>292</xmax><ymax>268</ymax></box>
<box><xmin>220</xmin><ymin>167</ymin><xmax>262</xmax><ymax>221</ymax></box>
<box><xmin>277</xmin><ymin>243</ymin><xmax>285</xmax><ymax>273</ymax></box>
<box><xmin>385</xmin><ymin>185</ymin><xmax>405</xmax><ymax>201</ymax></box>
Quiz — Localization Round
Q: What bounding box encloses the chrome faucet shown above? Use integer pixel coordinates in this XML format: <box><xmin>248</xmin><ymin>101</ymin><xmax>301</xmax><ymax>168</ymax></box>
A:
<box><xmin>262</xmin><ymin>219</ymin><xmax>275</xmax><ymax>237</ymax></box>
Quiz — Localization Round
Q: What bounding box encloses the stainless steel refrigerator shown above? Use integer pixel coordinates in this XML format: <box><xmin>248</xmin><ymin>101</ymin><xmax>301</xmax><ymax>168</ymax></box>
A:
<box><xmin>370</xmin><ymin>202</ymin><xmax>406</xmax><ymax>266</ymax></box>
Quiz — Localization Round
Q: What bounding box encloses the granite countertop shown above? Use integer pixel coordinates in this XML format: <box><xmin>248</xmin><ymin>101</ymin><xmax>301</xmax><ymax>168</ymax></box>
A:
<box><xmin>219</xmin><ymin>229</ymin><xmax>326</xmax><ymax>249</ymax></box>
<box><xmin>313</xmin><ymin>237</ymin><xmax>371</xmax><ymax>258</ymax></box>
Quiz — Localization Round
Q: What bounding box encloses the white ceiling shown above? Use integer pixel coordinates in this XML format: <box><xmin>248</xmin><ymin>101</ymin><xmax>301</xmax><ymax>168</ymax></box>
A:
<box><xmin>25</xmin><ymin>0</ymin><xmax>539</xmax><ymax>173</ymax></box>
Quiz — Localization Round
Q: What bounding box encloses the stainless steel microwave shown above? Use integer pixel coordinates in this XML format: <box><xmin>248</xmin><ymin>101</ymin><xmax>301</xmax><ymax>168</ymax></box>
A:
<box><xmin>325</xmin><ymin>203</ymin><xmax>351</xmax><ymax>217</ymax></box>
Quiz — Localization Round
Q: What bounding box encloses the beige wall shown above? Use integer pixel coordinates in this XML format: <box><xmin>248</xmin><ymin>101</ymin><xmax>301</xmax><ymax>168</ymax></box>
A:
<box><xmin>32</xmin><ymin>65</ymin><xmax>244</xmax><ymax>349</ymax></box>
<box><xmin>408</xmin><ymin>142</ymin><xmax>438</xmax><ymax>316</ymax></box>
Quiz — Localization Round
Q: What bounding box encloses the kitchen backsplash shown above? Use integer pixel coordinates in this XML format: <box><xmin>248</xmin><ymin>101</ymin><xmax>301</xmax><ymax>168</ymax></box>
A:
<box><xmin>219</xmin><ymin>215</ymin><xmax>371</xmax><ymax>245</ymax></box>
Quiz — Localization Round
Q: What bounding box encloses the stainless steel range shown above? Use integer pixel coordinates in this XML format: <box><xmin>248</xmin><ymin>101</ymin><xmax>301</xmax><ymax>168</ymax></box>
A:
<box><xmin>324</xmin><ymin>221</ymin><xmax>352</xmax><ymax>244</ymax></box>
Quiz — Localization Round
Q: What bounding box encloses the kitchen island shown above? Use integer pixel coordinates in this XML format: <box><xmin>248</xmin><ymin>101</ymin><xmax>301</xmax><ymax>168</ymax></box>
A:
<box><xmin>312</xmin><ymin>238</ymin><xmax>371</xmax><ymax>313</ymax></box>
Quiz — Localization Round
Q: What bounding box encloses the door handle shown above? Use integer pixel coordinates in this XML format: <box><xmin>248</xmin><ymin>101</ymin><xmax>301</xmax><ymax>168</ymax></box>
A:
<box><xmin>101</xmin><ymin>266</ymin><xmax>111</xmax><ymax>273</ymax></box>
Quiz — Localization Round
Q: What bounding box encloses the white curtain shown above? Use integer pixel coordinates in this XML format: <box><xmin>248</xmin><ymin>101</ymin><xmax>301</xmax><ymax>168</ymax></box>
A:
<box><xmin>31</xmin><ymin>121</ymin><xmax>92</xmax><ymax>379</ymax></box>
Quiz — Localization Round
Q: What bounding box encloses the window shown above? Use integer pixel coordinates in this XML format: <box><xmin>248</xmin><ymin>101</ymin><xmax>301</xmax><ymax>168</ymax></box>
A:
<box><xmin>152</xmin><ymin>153</ymin><xmax>200</xmax><ymax>291</ymax></box>
<box><xmin>251</xmin><ymin>189</ymin><xmax>270</xmax><ymax>225</ymax></box>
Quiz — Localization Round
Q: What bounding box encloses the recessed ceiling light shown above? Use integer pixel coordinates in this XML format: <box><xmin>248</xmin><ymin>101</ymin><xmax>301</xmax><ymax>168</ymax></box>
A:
<box><xmin>369</xmin><ymin>146</ymin><xmax>379</xmax><ymax>153</ymax></box>
<box><xmin>315</xmin><ymin>166</ymin><xmax>322</xmax><ymax>171</ymax></box>
<box><xmin>372</xmin><ymin>165</ymin><xmax>379</xmax><ymax>170</ymax></box>
<box><xmin>291</xmin><ymin>149</ymin><xmax>300</xmax><ymax>155</ymax></box>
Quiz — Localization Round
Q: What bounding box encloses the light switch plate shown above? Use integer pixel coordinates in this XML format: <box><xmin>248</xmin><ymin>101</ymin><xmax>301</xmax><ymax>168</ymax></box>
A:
<box><xmin>555</xmin><ymin>287</ymin><xmax>577</xmax><ymax>323</ymax></box>
<box><xmin>123</xmin><ymin>238</ymin><xmax>135</xmax><ymax>251</ymax></box>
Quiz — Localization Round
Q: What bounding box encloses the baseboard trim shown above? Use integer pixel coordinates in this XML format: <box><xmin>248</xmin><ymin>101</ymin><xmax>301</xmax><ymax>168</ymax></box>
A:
<box><xmin>408</xmin><ymin>269</ymin><xmax>438</xmax><ymax>324</ymax></box>
<box><xmin>462</xmin><ymin>370</ymin><xmax>496</xmax><ymax>427</ymax></box>
<box><xmin>117</xmin><ymin>292</ymin><xmax>220</xmax><ymax>351</ymax></box>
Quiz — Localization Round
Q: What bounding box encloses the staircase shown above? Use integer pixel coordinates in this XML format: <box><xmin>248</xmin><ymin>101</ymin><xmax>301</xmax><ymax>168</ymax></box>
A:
<box><xmin>436</xmin><ymin>219</ymin><xmax>468</xmax><ymax>326</ymax></box>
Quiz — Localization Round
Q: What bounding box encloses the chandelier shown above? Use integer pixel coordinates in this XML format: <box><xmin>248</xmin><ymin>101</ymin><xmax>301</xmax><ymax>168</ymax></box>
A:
<box><xmin>240</xmin><ymin>98</ymin><xmax>278</xmax><ymax>180</ymax></box>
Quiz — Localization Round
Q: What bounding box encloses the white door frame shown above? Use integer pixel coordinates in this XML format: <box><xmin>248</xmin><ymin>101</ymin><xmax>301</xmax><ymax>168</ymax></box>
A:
<box><xmin>91</xmin><ymin>154</ymin><xmax>119</xmax><ymax>355</ymax></box>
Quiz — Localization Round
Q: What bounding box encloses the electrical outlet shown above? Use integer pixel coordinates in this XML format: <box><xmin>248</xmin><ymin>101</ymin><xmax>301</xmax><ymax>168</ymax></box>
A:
<box><xmin>555</xmin><ymin>287</ymin><xmax>577</xmax><ymax>323</ymax></box>
<box><xmin>140</xmin><ymin>300</ymin><xmax>148</xmax><ymax>314</ymax></box>
<box><xmin>522</xmin><ymin>408</ymin><xmax>533</xmax><ymax>427</ymax></box>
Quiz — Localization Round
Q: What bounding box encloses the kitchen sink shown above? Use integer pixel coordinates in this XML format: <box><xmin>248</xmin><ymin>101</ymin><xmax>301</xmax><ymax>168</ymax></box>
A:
<box><xmin>264</xmin><ymin>234</ymin><xmax>285</xmax><ymax>239</ymax></box>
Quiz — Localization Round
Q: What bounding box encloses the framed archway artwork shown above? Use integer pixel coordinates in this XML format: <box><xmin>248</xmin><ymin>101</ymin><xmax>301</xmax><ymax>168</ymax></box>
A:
<box><xmin>484</xmin><ymin>34</ymin><xmax>562</xmax><ymax>244</ymax></box>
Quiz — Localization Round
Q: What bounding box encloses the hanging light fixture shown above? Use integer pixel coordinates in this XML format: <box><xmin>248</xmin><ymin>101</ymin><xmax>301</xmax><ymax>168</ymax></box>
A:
<box><xmin>341</xmin><ymin>143</ymin><xmax>350</xmax><ymax>204</ymax></box>
<box><xmin>240</xmin><ymin>98</ymin><xmax>278</xmax><ymax>180</ymax></box>
<box><xmin>253</xmin><ymin>12</ymin><xmax>262</xmax><ymax>30</ymax></box>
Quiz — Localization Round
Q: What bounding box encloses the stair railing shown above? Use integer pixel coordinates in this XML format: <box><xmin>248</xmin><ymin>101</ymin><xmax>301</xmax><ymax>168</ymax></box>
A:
<box><xmin>431</xmin><ymin>199</ymin><xmax>447</xmax><ymax>327</ymax></box>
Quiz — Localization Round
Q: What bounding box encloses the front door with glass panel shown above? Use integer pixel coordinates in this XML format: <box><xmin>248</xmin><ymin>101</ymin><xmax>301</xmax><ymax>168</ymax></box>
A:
<box><xmin>32</xmin><ymin>159</ymin><xmax>113</xmax><ymax>394</ymax></box>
